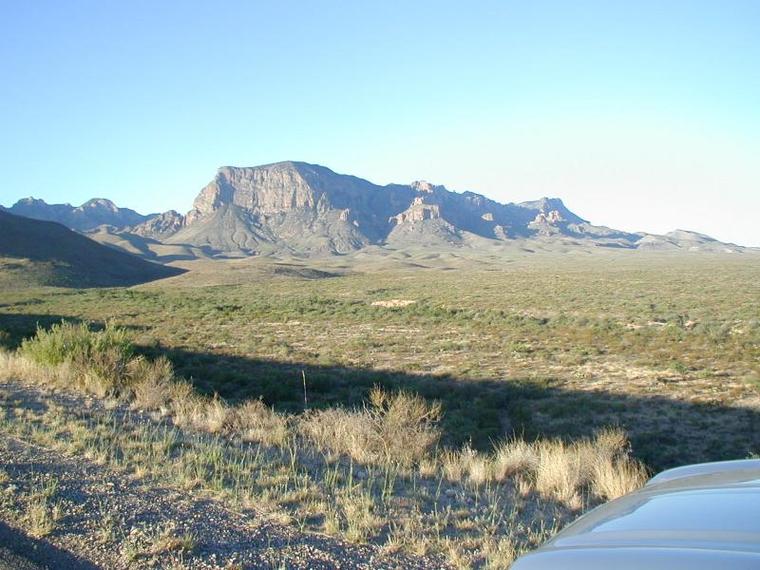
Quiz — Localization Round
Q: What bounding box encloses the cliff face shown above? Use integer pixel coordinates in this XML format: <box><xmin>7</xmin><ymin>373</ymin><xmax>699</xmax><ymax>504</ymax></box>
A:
<box><xmin>173</xmin><ymin>162</ymin><xmax>385</xmax><ymax>255</ymax></box>
<box><xmin>187</xmin><ymin>164</ymin><xmax>320</xmax><ymax>223</ymax></box>
<box><xmin>163</xmin><ymin>161</ymin><xmax>652</xmax><ymax>255</ymax></box>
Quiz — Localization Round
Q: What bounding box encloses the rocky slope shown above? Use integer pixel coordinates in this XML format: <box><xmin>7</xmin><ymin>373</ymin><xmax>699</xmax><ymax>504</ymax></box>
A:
<box><xmin>4</xmin><ymin>161</ymin><xmax>751</xmax><ymax>257</ymax></box>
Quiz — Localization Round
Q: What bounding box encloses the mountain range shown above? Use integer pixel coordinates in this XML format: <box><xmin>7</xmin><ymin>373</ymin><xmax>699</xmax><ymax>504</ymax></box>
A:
<box><xmin>2</xmin><ymin>161</ymin><xmax>750</xmax><ymax>259</ymax></box>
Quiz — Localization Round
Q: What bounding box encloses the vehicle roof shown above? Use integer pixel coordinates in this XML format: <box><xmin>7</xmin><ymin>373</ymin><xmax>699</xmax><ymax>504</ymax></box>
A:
<box><xmin>511</xmin><ymin>459</ymin><xmax>760</xmax><ymax>569</ymax></box>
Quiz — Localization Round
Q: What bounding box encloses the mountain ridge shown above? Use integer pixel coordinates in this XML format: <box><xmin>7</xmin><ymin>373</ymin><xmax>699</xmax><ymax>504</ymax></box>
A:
<box><xmin>4</xmin><ymin>196</ymin><xmax>152</xmax><ymax>231</ymax></box>
<box><xmin>3</xmin><ymin>161</ymin><xmax>752</xmax><ymax>257</ymax></box>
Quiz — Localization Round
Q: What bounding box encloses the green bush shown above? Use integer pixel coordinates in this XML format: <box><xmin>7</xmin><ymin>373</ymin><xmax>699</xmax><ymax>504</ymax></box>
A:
<box><xmin>20</xmin><ymin>321</ymin><xmax>134</xmax><ymax>395</ymax></box>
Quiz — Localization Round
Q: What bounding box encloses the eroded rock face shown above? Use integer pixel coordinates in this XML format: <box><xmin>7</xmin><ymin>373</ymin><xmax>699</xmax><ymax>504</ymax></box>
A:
<box><xmin>390</xmin><ymin>197</ymin><xmax>442</xmax><ymax>225</ymax></box>
<box><xmin>186</xmin><ymin>163</ymin><xmax>343</xmax><ymax>224</ymax></box>
<box><xmin>174</xmin><ymin>162</ymin><xmax>380</xmax><ymax>255</ymax></box>
<box><xmin>410</xmin><ymin>180</ymin><xmax>436</xmax><ymax>193</ymax></box>
<box><xmin>532</xmin><ymin>209</ymin><xmax>564</xmax><ymax>225</ymax></box>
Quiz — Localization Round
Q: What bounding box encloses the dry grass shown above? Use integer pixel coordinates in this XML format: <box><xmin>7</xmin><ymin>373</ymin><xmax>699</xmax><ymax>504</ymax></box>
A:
<box><xmin>235</xmin><ymin>399</ymin><xmax>289</xmax><ymax>446</ymax></box>
<box><xmin>148</xmin><ymin>524</ymin><xmax>197</xmax><ymax>555</ymax></box>
<box><xmin>299</xmin><ymin>387</ymin><xmax>441</xmax><ymax>467</ymax></box>
<box><xmin>580</xmin><ymin>428</ymin><xmax>648</xmax><ymax>500</ymax></box>
<box><xmin>534</xmin><ymin>440</ymin><xmax>585</xmax><ymax>504</ymax></box>
<box><xmin>438</xmin><ymin>428</ymin><xmax>646</xmax><ymax>504</ymax></box>
<box><xmin>529</xmin><ymin>429</ymin><xmax>647</xmax><ymax>503</ymax></box>
<box><xmin>493</xmin><ymin>440</ymin><xmax>538</xmax><ymax>480</ymax></box>
<box><xmin>129</xmin><ymin>356</ymin><xmax>175</xmax><ymax>411</ymax></box>
<box><xmin>24</xmin><ymin>477</ymin><xmax>63</xmax><ymax>538</ymax></box>
<box><xmin>336</xmin><ymin>490</ymin><xmax>381</xmax><ymax>543</ymax></box>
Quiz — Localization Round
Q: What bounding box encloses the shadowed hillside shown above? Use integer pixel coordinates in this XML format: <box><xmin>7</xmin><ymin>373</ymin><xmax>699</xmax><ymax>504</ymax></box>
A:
<box><xmin>0</xmin><ymin>211</ymin><xmax>185</xmax><ymax>288</ymax></box>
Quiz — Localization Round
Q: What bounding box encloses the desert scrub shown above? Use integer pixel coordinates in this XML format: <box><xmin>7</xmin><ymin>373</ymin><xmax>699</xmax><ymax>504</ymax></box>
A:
<box><xmin>20</xmin><ymin>321</ymin><xmax>133</xmax><ymax>396</ymax></box>
<box><xmin>0</xmin><ymin>364</ymin><xmax>651</xmax><ymax>568</ymax></box>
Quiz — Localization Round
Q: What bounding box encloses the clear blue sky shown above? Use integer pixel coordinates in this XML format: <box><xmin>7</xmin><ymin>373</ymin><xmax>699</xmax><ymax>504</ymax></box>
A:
<box><xmin>2</xmin><ymin>1</ymin><xmax>759</xmax><ymax>245</ymax></box>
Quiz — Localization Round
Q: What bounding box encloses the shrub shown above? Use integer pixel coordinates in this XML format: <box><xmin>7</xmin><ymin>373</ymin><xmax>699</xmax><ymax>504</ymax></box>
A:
<box><xmin>20</xmin><ymin>322</ymin><xmax>133</xmax><ymax>396</ymax></box>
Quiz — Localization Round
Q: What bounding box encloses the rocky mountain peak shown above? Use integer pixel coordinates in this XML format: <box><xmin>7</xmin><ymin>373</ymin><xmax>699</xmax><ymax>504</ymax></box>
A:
<box><xmin>81</xmin><ymin>198</ymin><xmax>119</xmax><ymax>212</ymax></box>
<box><xmin>518</xmin><ymin>197</ymin><xmax>586</xmax><ymax>225</ymax></box>
<box><xmin>16</xmin><ymin>196</ymin><xmax>50</xmax><ymax>206</ymax></box>
<box><xmin>13</xmin><ymin>196</ymin><xmax>73</xmax><ymax>210</ymax></box>
<box><xmin>128</xmin><ymin>210</ymin><xmax>185</xmax><ymax>239</ymax></box>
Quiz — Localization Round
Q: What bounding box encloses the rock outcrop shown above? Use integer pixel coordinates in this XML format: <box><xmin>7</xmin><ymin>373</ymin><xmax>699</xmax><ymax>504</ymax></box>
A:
<box><xmin>129</xmin><ymin>210</ymin><xmax>185</xmax><ymax>240</ymax></box>
<box><xmin>390</xmin><ymin>197</ymin><xmax>442</xmax><ymax>225</ymax></box>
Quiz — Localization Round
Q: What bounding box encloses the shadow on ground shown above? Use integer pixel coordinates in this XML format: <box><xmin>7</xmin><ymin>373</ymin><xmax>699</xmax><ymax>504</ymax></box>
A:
<box><xmin>142</xmin><ymin>345</ymin><xmax>759</xmax><ymax>472</ymax></box>
<box><xmin>0</xmin><ymin>520</ymin><xmax>99</xmax><ymax>570</ymax></box>
<box><xmin>2</xmin><ymin>313</ymin><xmax>758</xmax><ymax>472</ymax></box>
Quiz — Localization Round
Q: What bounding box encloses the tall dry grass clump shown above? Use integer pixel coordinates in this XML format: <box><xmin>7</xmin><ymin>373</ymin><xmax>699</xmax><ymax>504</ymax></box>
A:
<box><xmin>235</xmin><ymin>399</ymin><xmax>290</xmax><ymax>446</ymax></box>
<box><xmin>513</xmin><ymin>428</ymin><xmax>647</xmax><ymax>504</ymax></box>
<box><xmin>588</xmin><ymin>428</ymin><xmax>648</xmax><ymax>500</ymax></box>
<box><xmin>493</xmin><ymin>439</ymin><xmax>538</xmax><ymax>480</ymax></box>
<box><xmin>300</xmin><ymin>387</ymin><xmax>442</xmax><ymax>467</ymax></box>
<box><xmin>129</xmin><ymin>356</ymin><xmax>175</xmax><ymax>411</ymax></box>
<box><xmin>439</xmin><ymin>428</ymin><xmax>646</xmax><ymax>507</ymax></box>
<box><xmin>533</xmin><ymin>439</ymin><xmax>585</xmax><ymax>504</ymax></box>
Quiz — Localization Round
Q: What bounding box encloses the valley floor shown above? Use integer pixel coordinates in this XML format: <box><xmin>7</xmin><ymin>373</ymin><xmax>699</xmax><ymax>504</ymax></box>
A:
<box><xmin>0</xmin><ymin>250</ymin><xmax>758</xmax><ymax>568</ymax></box>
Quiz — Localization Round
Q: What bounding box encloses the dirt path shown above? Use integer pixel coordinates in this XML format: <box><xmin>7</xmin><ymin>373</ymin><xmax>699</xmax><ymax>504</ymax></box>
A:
<box><xmin>0</xmin><ymin>381</ymin><xmax>443</xmax><ymax>569</ymax></box>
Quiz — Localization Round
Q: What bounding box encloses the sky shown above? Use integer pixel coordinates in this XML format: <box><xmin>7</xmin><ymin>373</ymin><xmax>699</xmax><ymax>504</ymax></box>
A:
<box><xmin>1</xmin><ymin>1</ymin><xmax>759</xmax><ymax>245</ymax></box>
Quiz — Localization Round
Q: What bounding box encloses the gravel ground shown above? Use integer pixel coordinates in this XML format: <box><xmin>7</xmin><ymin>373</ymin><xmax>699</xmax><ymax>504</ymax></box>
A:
<box><xmin>0</xmin><ymin>519</ymin><xmax>94</xmax><ymax>569</ymax></box>
<box><xmin>0</xmin><ymin>380</ymin><xmax>447</xmax><ymax>569</ymax></box>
